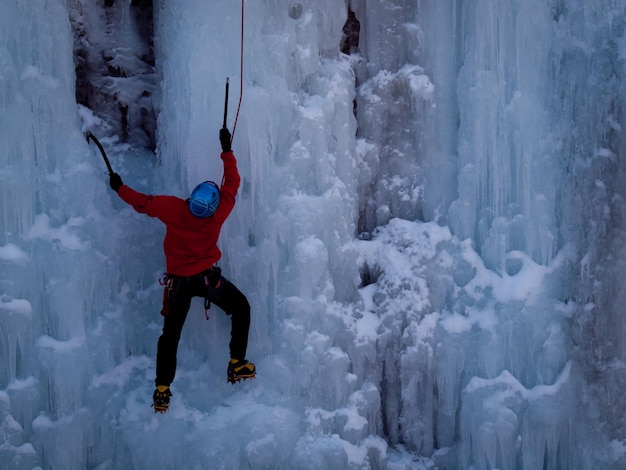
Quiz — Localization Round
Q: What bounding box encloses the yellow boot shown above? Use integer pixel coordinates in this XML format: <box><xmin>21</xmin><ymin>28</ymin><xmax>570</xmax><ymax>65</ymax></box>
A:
<box><xmin>227</xmin><ymin>358</ymin><xmax>256</xmax><ymax>384</ymax></box>
<box><xmin>152</xmin><ymin>385</ymin><xmax>172</xmax><ymax>413</ymax></box>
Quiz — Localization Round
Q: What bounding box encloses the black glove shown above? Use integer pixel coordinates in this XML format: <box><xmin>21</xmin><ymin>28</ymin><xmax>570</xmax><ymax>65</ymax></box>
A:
<box><xmin>109</xmin><ymin>172</ymin><xmax>123</xmax><ymax>192</ymax></box>
<box><xmin>220</xmin><ymin>128</ymin><xmax>232</xmax><ymax>152</ymax></box>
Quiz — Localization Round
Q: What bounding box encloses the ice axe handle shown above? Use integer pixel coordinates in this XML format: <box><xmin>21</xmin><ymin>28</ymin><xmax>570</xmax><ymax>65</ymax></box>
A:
<box><xmin>223</xmin><ymin>77</ymin><xmax>230</xmax><ymax>129</ymax></box>
<box><xmin>86</xmin><ymin>131</ymin><xmax>114</xmax><ymax>174</ymax></box>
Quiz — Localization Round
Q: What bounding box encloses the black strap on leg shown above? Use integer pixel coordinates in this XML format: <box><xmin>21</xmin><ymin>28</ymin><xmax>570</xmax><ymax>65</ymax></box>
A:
<box><xmin>204</xmin><ymin>296</ymin><xmax>211</xmax><ymax>320</ymax></box>
<box><xmin>159</xmin><ymin>273</ymin><xmax>172</xmax><ymax>316</ymax></box>
<box><xmin>201</xmin><ymin>265</ymin><xmax>222</xmax><ymax>320</ymax></box>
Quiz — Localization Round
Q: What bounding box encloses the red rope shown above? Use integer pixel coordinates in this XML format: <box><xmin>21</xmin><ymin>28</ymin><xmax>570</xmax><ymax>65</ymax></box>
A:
<box><xmin>231</xmin><ymin>0</ymin><xmax>244</xmax><ymax>142</ymax></box>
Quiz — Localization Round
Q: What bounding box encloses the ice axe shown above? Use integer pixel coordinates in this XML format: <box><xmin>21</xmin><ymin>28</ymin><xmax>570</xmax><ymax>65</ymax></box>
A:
<box><xmin>223</xmin><ymin>77</ymin><xmax>230</xmax><ymax>130</ymax></box>
<box><xmin>86</xmin><ymin>131</ymin><xmax>114</xmax><ymax>174</ymax></box>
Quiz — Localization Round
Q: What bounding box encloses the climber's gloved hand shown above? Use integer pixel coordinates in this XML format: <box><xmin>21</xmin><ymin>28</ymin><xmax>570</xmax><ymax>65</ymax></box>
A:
<box><xmin>220</xmin><ymin>128</ymin><xmax>232</xmax><ymax>153</ymax></box>
<box><xmin>109</xmin><ymin>172</ymin><xmax>123</xmax><ymax>192</ymax></box>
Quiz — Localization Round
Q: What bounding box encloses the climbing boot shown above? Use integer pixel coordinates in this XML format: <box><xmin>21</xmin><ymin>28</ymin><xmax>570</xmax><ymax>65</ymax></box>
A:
<box><xmin>227</xmin><ymin>358</ymin><xmax>256</xmax><ymax>384</ymax></box>
<box><xmin>152</xmin><ymin>385</ymin><xmax>172</xmax><ymax>413</ymax></box>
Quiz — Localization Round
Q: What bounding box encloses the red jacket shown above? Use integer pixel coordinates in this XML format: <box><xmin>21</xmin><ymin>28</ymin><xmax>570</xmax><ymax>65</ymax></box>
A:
<box><xmin>117</xmin><ymin>151</ymin><xmax>241</xmax><ymax>276</ymax></box>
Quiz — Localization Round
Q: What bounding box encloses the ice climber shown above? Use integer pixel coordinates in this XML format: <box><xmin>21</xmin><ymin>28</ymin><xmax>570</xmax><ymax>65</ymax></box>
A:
<box><xmin>108</xmin><ymin>127</ymin><xmax>255</xmax><ymax>413</ymax></box>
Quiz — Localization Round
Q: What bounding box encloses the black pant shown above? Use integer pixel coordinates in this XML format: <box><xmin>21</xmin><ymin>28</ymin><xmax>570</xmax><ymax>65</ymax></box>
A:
<box><xmin>155</xmin><ymin>274</ymin><xmax>250</xmax><ymax>387</ymax></box>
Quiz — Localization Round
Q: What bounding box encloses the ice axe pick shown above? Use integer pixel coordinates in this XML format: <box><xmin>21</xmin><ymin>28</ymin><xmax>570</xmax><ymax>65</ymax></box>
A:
<box><xmin>86</xmin><ymin>131</ymin><xmax>114</xmax><ymax>174</ymax></box>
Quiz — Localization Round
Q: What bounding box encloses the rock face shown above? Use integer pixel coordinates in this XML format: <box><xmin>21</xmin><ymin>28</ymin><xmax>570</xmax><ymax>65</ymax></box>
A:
<box><xmin>69</xmin><ymin>0</ymin><xmax>157</xmax><ymax>150</ymax></box>
<box><xmin>341</xmin><ymin>9</ymin><xmax>360</xmax><ymax>55</ymax></box>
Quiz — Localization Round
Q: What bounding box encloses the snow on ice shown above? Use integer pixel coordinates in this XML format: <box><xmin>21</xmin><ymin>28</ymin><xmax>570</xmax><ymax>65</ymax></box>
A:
<box><xmin>1</xmin><ymin>0</ymin><xmax>626</xmax><ymax>469</ymax></box>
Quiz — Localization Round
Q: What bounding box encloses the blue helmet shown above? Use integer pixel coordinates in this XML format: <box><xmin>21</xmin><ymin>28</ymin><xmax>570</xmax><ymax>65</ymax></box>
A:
<box><xmin>188</xmin><ymin>181</ymin><xmax>220</xmax><ymax>218</ymax></box>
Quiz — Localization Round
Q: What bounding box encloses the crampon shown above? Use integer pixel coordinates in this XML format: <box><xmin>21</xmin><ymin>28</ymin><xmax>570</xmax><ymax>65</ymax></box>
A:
<box><xmin>227</xmin><ymin>359</ymin><xmax>256</xmax><ymax>384</ymax></box>
<box><xmin>152</xmin><ymin>385</ymin><xmax>172</xmax><ymax>413</ymax></box>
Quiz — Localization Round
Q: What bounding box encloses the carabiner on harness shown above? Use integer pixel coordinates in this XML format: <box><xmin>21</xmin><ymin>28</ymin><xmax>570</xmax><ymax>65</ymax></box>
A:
<box><xmin>159</xmin><ymin>273</ymin><xmax>175</xmax><ymax>317</ymax></box>
<box><xmin>202</xmin><ymin>265</ymin><xmax>222</xmax><ymax>320</ymax></box>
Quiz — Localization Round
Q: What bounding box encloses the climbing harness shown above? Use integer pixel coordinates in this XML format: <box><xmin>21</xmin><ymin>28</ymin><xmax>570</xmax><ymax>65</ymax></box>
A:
<box><xmin>159</xmin><ymin>267</ymin><xmax>222</xmax><ymax>320</ymax></box>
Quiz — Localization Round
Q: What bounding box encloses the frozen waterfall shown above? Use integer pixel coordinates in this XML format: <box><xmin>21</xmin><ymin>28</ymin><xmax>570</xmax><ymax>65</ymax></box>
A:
<box><xmin>1</xmin><ymin>0</ymin><xmax>626</xmax><ymax>469</ymax></box>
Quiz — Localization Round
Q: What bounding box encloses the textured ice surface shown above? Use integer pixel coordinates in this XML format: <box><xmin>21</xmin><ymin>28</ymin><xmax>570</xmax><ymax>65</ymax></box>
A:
<box><xmin>1</xmin><ymin>0</ymin><xmax>626</xmax><ymax>469</ymax></box>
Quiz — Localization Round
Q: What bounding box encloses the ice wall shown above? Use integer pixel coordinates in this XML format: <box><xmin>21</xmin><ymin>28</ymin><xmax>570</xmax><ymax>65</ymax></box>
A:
<box><xmin>353</xmin><ymin>0</ymin><xmax>626</xmax><ymax>469</ymax></box>
<box><xmin>0</xmin><ymin>1</ymin><xmax>118</xmax><ymax>468</ymax></box>
<box><xmin>449</xmin><ymin>0</ymin><xmax>560</xmax><ymax>269</ymax></box>
<box><xmin>0</xmin><ymin>1</ymin><xmax>165</xmax><ymax>469</ymax></box>
<box><xmin>1</xmin><ymin>0</ymin><xmax>626</xmax><ymax>469</ymax></box>
<box><xmin>348</xmin><ymin>0</ymin><xmax>626</xmax><ymax>468</ymax></box>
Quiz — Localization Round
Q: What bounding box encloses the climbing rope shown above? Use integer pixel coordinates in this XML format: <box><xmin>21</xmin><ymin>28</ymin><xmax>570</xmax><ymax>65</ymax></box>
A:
<box><xmin>230</xmin><ymin>0</ymin><xmax>244</xmax><ymax>142</ymax></box>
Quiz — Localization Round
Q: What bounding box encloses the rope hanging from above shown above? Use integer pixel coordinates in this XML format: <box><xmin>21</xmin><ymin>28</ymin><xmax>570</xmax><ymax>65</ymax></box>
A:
<box><xmin>230</xmin><ymin>0</ymin><xmax>244</xmax><ymax>143</ymax></box>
